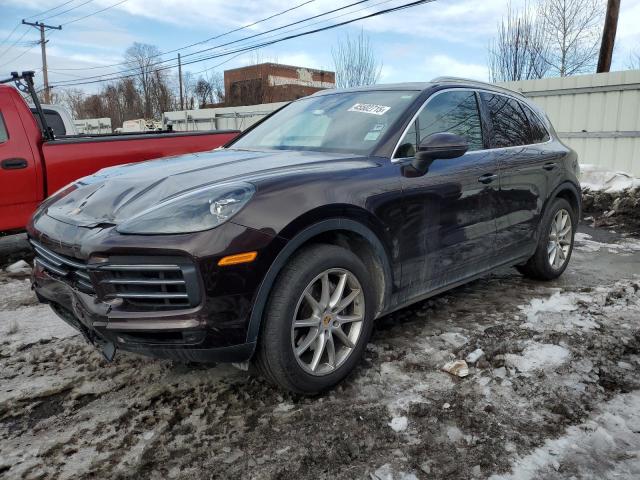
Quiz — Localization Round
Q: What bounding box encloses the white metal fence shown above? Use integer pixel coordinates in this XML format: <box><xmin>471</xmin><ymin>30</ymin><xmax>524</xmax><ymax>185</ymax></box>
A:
<box><xmin>163</xmin><ymin>102</ymin><xmax>288</xmax><ymax>132</ymax></box>
<box><xmin>500</xmin><ymin>70</ymin><xmax>640</xmax><ymax>176</ymax></box>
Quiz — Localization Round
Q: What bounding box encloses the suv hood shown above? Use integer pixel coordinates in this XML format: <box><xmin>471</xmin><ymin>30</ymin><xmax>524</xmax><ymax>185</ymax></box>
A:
<box><xmin>43</xmin><ymin>149</ymin><xmax>360</xmax><ymax>227</ymax></box>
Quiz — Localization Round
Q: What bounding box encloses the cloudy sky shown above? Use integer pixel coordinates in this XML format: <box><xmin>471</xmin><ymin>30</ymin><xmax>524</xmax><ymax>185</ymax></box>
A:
<box><xmin>1</xmin><ymin>0</ymin><xmax>640</xmax><ymax>94</ymax></box>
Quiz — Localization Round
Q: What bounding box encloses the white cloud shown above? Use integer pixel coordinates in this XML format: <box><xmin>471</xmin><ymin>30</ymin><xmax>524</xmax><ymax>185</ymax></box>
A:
<box><xmin>423</xmin><ymin>54</ymin><xmax>488</xmax><ymax>81</ymax></box>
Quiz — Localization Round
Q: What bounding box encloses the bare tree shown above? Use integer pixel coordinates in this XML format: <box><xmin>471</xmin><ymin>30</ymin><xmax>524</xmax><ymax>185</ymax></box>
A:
<box><xmin>207</xmin><ymin>71</ymin><xmax>225</xmax><ymax>104</ymax></box>
<box><xmin>124</xmin><ymin>42</ymin><xmax>162</xmax><ymax>118</ymax></box>
<box><xmin>51</xmin><ymin>88</ymin><xmax>85</xmax><ymax>118</ymax></box>
<box><xmin>194</xmin><ymin>78</ymin><xmax>213</xmax><ymax>107</ymax></box>
<box><xmin>538</xmin><ymin>0</ymin><xmax>605</xmax><ymax>76</ymax></box>
<box><xmin>488</xmin><ymin>2</ymin><xmax>549</xmax><ymax>82</ymax></box>
<box><xmin>331</xmin><ymin>29</ymin><xmax>382</xmax><ymax>88</ymax></box>
<box><xmin>183</xmin><ymin>71</ymin><xmax>197</xmax><ymax>109</ymax></box>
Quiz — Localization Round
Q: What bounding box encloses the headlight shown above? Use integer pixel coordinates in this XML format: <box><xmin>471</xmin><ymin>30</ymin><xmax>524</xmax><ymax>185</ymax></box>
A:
<box><xmin>116</xmin><ymin>183</ymin><xmax>255</xmax><ymax>234</ymax></box>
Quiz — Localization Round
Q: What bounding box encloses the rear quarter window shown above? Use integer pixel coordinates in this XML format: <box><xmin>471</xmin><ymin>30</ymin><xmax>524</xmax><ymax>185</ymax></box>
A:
<box><xmin>520</xmin><ymin>102</ymin><xmax>551</xmax><ymax>144</ymax></box>
<box><xmin>31</xmin><ymin>109</ymin><xmax>67</xmax><ymax>137</ymax></box>
<box><xmin>480</xmin><ymin>93</ymin><xmax>530</xmax><ymax>148</ymax></box>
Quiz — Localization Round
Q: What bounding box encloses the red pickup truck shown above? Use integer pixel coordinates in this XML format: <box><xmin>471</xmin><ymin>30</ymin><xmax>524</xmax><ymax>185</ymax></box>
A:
<box><xmin>0</xmin><ymin>72</ymin><xmax>239</xmax><ymax>233</ymax></box>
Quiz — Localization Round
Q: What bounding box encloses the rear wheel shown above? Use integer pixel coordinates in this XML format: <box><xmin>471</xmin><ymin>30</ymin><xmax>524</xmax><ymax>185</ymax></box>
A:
<box><xmin>517</xmin><ymin>197</ymin><xmax>576</xmax><ymax>280</ymax></box>
<box><xmin>254</xmin><ymin>244</ymin><xmax>375</xmax><ymax>394</ymax></box>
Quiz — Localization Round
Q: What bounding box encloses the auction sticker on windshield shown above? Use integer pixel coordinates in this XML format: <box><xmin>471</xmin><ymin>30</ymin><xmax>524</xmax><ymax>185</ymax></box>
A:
<box><xmin>348</xmin><ymin>103</ymin><xmax>391</xmax><ymax>115</ymax></box>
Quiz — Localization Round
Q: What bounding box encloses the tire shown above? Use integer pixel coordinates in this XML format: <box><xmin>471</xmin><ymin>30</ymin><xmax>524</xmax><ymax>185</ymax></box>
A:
<box><xmin>517</xmin><ymin>197</ymin><xmax>576</xmax><ymax>281</ymax></box>
<box><xmin>254</xmin><ymin>243</ymin><xmax>376</xmax><ymax>394</ymax></box>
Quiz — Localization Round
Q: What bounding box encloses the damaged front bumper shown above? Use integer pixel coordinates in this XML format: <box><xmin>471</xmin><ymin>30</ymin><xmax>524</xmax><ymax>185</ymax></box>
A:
<box><xmin>32</xmin><ymin>262</ymin><xmax>256</xmax><ymax>363</ymax></box>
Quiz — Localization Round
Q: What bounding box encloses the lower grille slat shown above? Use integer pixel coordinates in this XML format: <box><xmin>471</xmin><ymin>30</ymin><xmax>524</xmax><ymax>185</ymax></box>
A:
<box><xmin>35</xmin><ymin>257</ymin><xmax>68</xmax><ymax>277</ymax></box>
<box><xmin>107</xmin><ymin>292</ymin><xmax>189</xmax><ymax>299</ymax></box>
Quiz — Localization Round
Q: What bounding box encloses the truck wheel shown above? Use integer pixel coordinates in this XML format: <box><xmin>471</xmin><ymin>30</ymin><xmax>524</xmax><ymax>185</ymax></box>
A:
<box><xmin>254</xmin><ymin>244</ymin><xmax>375</xmax><ymax>394</ymax></box>
<box><xmin>517</xmin><ymin>197</ymin><xmax>576</xmax><ymax>281</ymax></box>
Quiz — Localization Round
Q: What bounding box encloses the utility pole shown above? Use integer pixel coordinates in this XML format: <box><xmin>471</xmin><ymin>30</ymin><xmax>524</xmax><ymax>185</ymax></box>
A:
<box><xmin>21</xmin><ymin>20</ymin><xmax>62</xmax><ymax>104</ymax></box>
<box><xmin>597</xmin><ymin>0</ymin><xmax>621</xmax><ymax>73</ymax></box>
<box><xmin>178</xmin><ymin>53</ymin><xmax>184</xmax><ymax>110</ymax></box>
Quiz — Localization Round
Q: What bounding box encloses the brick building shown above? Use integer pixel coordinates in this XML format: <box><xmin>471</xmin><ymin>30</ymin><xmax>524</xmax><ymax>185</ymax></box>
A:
<box><xmin>223</xmin><ymin>63</ymin><xmax>335</xmax><ymax>107</ymax></box>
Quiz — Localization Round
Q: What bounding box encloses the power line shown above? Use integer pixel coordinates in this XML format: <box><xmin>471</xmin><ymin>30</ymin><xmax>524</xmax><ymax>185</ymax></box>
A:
<box><xmin>60</xmin><ymin>0</ymin><xmax>128</xmax><ymax>26</ymax></box>
<box><xmin>187</xmin><ymin>0</ymin><xmax>396</xmax><ymax>76</ymax></box>
<box><xmin>49</xmin><ymin>0</ymin><xmax>318</xmax><ymax>72</ymax></box>
<box><xmin>0</xmin><ymin>28</ymin><xmax>32</xmax><ymax>60</ymax></box>
<box><xmin>24</xmin><ymin>0</ymin><xmax>77</xmax><ymax>20</ymax></box>
<box><xmin>44</xmin><ymin>0</ymin><xmax>96</xmax><ymax>21</ymax></box>
<box><xmin>52</xmin><ymin>0</ymin><xmax>436</xmax><ymax>88</ymax></box>
<box><xmin>0</xmin><ymin>23</ymin><xmax>21</xmax><ymax>51</ymax></box>
<box><xmin>0</xmin><ymin>0</ymin><xmax>90</xmax><ymax>61</ymax></box>
<box><xmin>51</xmin><ymin>0</ymin><xmax>373</xmax><ymax>82</ymax></box>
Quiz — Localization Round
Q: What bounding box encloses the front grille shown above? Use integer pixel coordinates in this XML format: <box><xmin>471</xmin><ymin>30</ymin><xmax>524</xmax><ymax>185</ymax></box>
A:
<box><xmin>96</xmin><ymin>264</ymin><xmax>195</xmax><ymax>310</ymax></box>
<box><xmin>31</xmin><ymin>240</ymin><xmax>95</xmax><ymax>294</ymax></box>
<box><xmin>31</xmin><ymin>240</ymin><xmax>200</xmax><ymax>311</ymax></box>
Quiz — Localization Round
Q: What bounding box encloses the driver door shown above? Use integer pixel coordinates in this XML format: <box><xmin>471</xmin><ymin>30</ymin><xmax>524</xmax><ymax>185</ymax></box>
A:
<box><xmin>395</xmin><ymin>89</ymin><xmax>499</xmax><ymax>298</ymax></box>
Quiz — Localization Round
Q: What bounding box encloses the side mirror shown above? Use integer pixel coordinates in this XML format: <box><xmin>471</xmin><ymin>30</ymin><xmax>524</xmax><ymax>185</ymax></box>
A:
<box><xmin>411</xmin><ymin>132</ymin><xmax>469</xmax><ymax>173</ymax></box>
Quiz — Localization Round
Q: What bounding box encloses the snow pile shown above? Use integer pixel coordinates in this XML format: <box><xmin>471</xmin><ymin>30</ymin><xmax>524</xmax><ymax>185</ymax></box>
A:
<box><xmin>505</xmin><ymin>342</ymin><xmax>570</xmax><ymax>373</ymax></box>
<box><xmin>580</xmin><ymin>164</ymin><xmax>640</xmax><ymax>192</ymax></box>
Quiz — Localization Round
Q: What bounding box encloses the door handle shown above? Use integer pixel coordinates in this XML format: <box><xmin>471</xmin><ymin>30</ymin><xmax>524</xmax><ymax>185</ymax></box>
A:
<box><xmin>543</xmin><ymin>162</ymin><xmax>557</xmax><ymax>171</ymax></box>
<box><xmin>1</xmin><ymin>158</ymin><xmax>28</xmax><ymax>170</ymax></box>
<box><xmin>478</xmin><ymin>173</ymin><xmax>498</xmax><ymax>184</ymax></box>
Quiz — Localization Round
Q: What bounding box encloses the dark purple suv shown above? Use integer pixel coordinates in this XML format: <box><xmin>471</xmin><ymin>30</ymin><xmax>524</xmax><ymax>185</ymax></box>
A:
<box><xmin>29</xmin><ymin>78</ymin><xmax>581</xmax><ymax>393</ymax></box>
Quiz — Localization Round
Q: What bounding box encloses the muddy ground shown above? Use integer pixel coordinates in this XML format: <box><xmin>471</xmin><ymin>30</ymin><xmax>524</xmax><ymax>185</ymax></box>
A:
<box><xmin>1</xmin><ymin>225</ymin><xmax>639</xmax><ymax>480</ymax></box>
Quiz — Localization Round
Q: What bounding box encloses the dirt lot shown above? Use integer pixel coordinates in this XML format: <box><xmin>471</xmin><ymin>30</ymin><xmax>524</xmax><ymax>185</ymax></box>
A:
<box><xmin>1</xmin><ymin>225</ymin><xmax>639</xmax><ymax>480</ymax></box>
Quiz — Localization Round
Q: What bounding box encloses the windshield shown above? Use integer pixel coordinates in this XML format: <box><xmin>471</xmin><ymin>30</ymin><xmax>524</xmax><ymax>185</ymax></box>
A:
<box><xmin>230</xmin><ymin>90</ymin><xmax>419</xmax><ymax>155</ymax></box>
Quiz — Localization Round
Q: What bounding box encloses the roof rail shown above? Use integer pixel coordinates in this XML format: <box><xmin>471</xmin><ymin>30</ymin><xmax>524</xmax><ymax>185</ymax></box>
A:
<box><xmin>430</xmin><ymin>76</ymin><xmax>525</xmax><ymax>98</ymax></box>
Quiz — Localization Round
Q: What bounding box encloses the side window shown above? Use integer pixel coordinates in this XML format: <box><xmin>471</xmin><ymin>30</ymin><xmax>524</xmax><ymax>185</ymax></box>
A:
<box><xmin>520</xmin><ymin>102</ymin><xmax>550</xmax><ymax>144</ymax></box>
<box><xmin>417</xmin><ymin>90</ymin><xmax>483</xmax><ymax>151</ymax></box>
<box><xmin>0</xmin><ymin>113</ymin><xmax>7</xmax><ymax>143</ymax></box>
<box><xmin>481</xmin><ymin>93</ymin><xmax>530</xmax><ymax>148</ymax></box>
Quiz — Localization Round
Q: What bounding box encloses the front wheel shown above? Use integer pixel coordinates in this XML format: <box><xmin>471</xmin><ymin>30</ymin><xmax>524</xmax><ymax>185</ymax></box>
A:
<box><xmin>254</xmin><ymin>244</ymin><xmax>375</xmax><ymax>394</ymax></box>
<box><xmin>517</xmin><ymin>197</ymin><xmax>576</xmax><ymax>280</ymax></box>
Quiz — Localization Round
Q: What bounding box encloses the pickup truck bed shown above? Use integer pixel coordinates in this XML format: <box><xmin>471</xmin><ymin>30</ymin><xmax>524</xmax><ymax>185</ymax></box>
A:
<box><xmin>0</xmin><ymin>81</ymin><xmax>239</xmax><ymax>232</ymax></box>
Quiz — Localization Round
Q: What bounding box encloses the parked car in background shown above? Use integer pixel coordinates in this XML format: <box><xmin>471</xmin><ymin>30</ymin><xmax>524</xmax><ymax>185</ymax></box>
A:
<box><xmin>29</xmin><ymin>77</ymin><xmax>581</xmax><ymax>394</ymax></box>
<box><xmin>0</xmin><ymin>72</ymin><xmax>239</xmax><ymax>232</ymax></box>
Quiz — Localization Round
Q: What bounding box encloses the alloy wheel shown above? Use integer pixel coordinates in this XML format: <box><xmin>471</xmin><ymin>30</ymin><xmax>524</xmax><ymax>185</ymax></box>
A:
<box><xmin>548</xmin><ymin>208</ymin><xmax>572</xmax><ymax>270</ymax></box>
<box><xmin>291</xmin><ymin>268</ymin><xmax>365</xmax><ymax>376</ymax></box>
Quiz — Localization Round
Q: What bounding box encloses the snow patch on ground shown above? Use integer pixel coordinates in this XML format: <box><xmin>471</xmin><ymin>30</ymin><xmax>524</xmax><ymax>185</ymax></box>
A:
<box><xmin>491</xmin><ymin>391</ymin><xmax>640</xmax><ymax>480</ymax></box>
<box><xmin>372</xmin><ymin>463</ymin><xmax>419</xmax><ymax>480</ymax></box>
<box><xmin>519</xmin><ymin>290</ymin><xmax>599</xmax><ymax>332</ymax></box>
<box><xmin>574</xmin><ymin>232</ymin><xmax>640</xmax><ymax>254</ymax></box>
<box><xmin>0</xmin><ymin>304</ymin><xmax>77</xmax><ymax>352</ymax></box>
<box><xmin>580</xmin><ymin>164</ymin><xmax>640</xmax><ymax>192</ymax></box>
<box><xmin>505</xmin><ymin>342</ymin><xmax>570</xmax><ymax>373</ymax></box>
<box><xmin>388</xmin><ymin>416</ymin><xmax>408</xmax><ymax>432</ymax></box>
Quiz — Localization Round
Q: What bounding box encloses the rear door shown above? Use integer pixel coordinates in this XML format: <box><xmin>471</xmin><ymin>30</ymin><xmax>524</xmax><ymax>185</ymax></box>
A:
<box><xmin>0</xmin><ymin>92</ymin><xmax>39</xmax><ymax>230</ymax></box>
<box><xmin>396</xmin><ymin>89</ymin><xmax>499</xmax><ymax>297</ymax></box>
<box><xmin>479</xmin><ymin>92</ymin><xmax>556</xmax><ymax>261</ymax></box>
